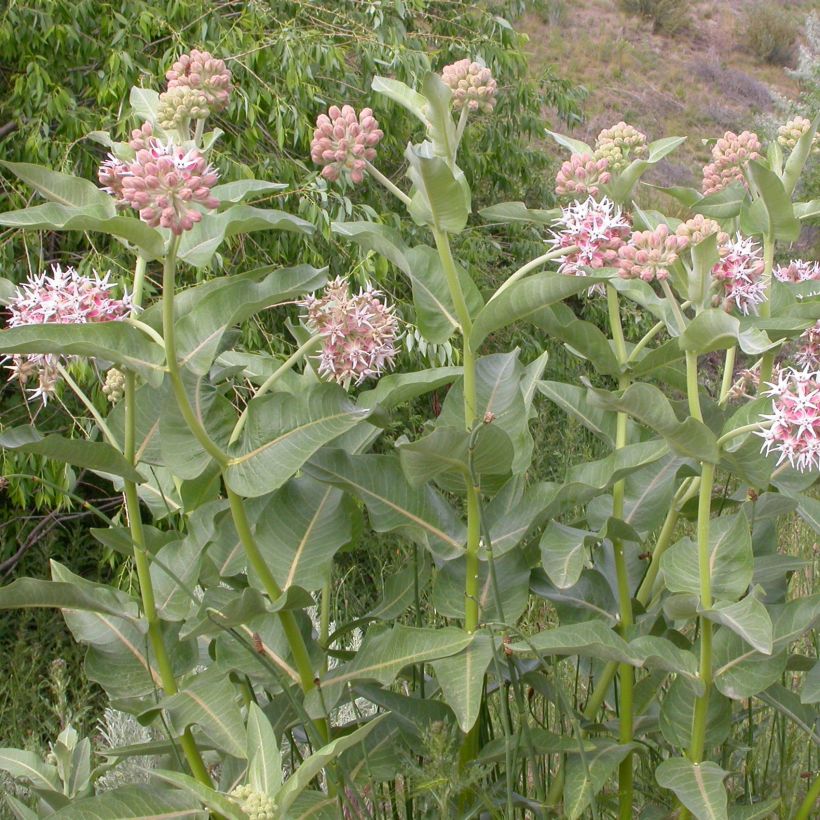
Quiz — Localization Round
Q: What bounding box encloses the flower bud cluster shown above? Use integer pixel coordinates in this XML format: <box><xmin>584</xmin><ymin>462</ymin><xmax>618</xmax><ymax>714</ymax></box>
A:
<box><xmin>311</xmin><ymin>105</ymin><xmax>383</xmax><ymax>185</ymax></box>
<box><xmin>710</xmin><ymin>234</ymin><xmax>766</xmax><ymax>315</ymax></box>
<box><xmin>128</xmin><ymin>122</ymin><xmax>155</xmax><ymax>153</ymax></box>
<box><xmin>758</xmin><ymin>367</ymin><xmax>820</xmax><ymax>473</ymax></box>
<box><xmin>555</xmin><ymin>153</ymin><xmax>611</xmax><ymax>198</ymax></box>
<box><xmin>300</xmin><ymin>277</ymin><xmax>398</xmax><ymax>387</ymax></box>
<box><xmin>5</xmin><ymin>265</ymin><xmax>131</xmax><ymax>403</ymax></box>
<box><xmin>166</xmin><ymin>49</ymin><xmax>232</xmax><ymax>112</ymax></box>
<box><xmin>117</xmin><ymin>139</ymin><xmax>220</xmax><ymax>234</ymax></box>
<box><xmin>796</xmin><ymin>322</ymin><xmax>820</xmax><ymax>370</ymax></box>
<box><xmin>157</xmin><ymin>86</ymin><xmax>210</xmax><ymax>131</ymax></box>
<box><xmin>773</xmin><ymin>259</ymin><xmax>820</xmax><ymax>283</ymax></box>
<box><xmin>593</xmin><ymin>122</ymin><xmax>647</xmax><ymax>173</ymax></box>
<box><xmin>102</xmin><ymin>368</ymin><xmax>126</xmax><ymax>404</ymax></box>
<box><xmin>549</xmin><ymin>196</ymin><xmax>631</xmax><ymax>295</ymax></box>
<box><xmin>229</xmin><ymin>785</ymin><xmax>275</xmax><ymax>820</ymax></box>
<box><xmin>675</xmin><ymin>214</ymin><xmax>729</xmax><ymax>249</ymax></box>
<box><xmin>440</xmin><ymin>59</ymin><xmax>498</xmax><ymax>113</ymax></box>
<box><xmin>617</xmin><ymin>224</ymin><xmax>688</xmax><ymax>282</ymax></box>
<box><xmin>777</xmin><ymin>116</ymin><xmax>818</xmax><ymax>153</ymax></box>
<box><xmin>701</xmin><ymin>130</ymin><xmax>762</xmax><ymax>195</ymax></box>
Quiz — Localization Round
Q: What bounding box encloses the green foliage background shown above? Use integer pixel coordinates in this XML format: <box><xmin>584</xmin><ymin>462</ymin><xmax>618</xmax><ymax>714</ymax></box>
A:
<box><xmin>0</xmin><ymin>0</ymin><xmax>585</xmax><ymax>752</ymax></box>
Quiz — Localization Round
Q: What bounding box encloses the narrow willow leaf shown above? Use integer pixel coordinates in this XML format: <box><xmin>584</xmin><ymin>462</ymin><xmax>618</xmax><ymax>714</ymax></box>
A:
<box><xmin>478</xmin><ymin>201</ymin><xmax>558</xmax><ymax>224</ymax></box>
<box><xmin>0</xmin><ymin>322</ymin><xmax>165</xmax><ymax>383</ymax></box>
<box><xmin>431</xmin><ymin>631</ymin><xmax>495</xmax><ymax>732</ymax></box>
<box><xmin>659</xmin><ymin>676</ymin><xmax>731</xmax><ymax>748</ymax></box>
<box><xmin>305</xmin><ymin>451</ymin><xmax>465</xmax><ymax>560</ymax></box>
<box><xmin>0</xmin><ymin>426</ymin><xmax>143</xmax><ymax>483</ymax></box>
<box><xmin>661</xmin><ymin>513</ymin><xmax>753</xmax><ymax>601</ymax></box>
<box><xmin>154</xmin><ymin>671</ymin><xmax>247</xmax><ymax>758</ymax></box>
<box><xmin>225</xmin><ymin>385</ymin><xmax>372</xmax><ymax>498</ymax></box>
<box><xmin>0</xmin><ymin>204</ymin><xmax>165</xmax><ymax>258</ymax></box>
<box><xmin>177</xmin><ymin>205</ymin><xmax>313</xmax><ymax>268</ymax></box>
<box><xmin>563</xmin><ymin>742</ymin><xmax>636</xmax><ymax>820</ymax></box>
<box><xmin>0</xmin><ymin>160</ymin><xmax>115</xmax><ymax>210</ymax></box>
<box><xmin>49</xmin><ymin>785</ymin><xmax>206</xmax><ymax>819</ymax></box>
<box><xmin>470</xmin><ymin>271</ymin><xmax>602</xmax><ymax>349</ymax></box>
<box><xmin>247</xmin><ymin>702</ymin><xmax>282</xmax><ymax>796</ymax></box>
<box><xmin>306</xmin><ymin>625</ymin><xmax>472</xmax><ymax>718</ymax></box>
<box><xmin>701</xmin><ymin>596</ymin><xmax>773</xmax><ymax>655</ymax></box>
<box><xmin>656</xmin><ymin>758</ymin><xmax>729</xmax><ymax>820</ymax></box>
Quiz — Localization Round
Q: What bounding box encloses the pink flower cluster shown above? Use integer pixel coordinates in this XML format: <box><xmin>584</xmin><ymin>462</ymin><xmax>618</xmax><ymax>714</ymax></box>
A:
<box><xmin>555</xmin><ymin>154</ymin><xmax>611</xmax><ymax>198</ymax></box>
<box><xmin>440</xmin><ymin>59</ymin><xmax>498</xmax><ymax>113</ymax></box>
<box><xmin>99</xmin><ymin>136</ymin><xmax>220</xmax><ymax>235</ymax></box>
<box><xmin>710</xmin><ymin>234</ymin><xmax>766</xmax><ymax>315</ymax></box>
<box><xmin>773</xmin><ymin>259</ymin><xmax>820</xmax><ymax>283</ymax></box>
<box><xmin>617</xmin><ymin>224</ymin><xmax>688</xmax><ymax>282</ymax></box>
<box><xmin>796</xmin><ymin>322</ymin><xmax>820</xmax><ymax>370</ymax></box>
<box><xmin>701</xmin><ymin>130</ymin><xmax>762</xmax><ymax>195</ymax></box>
<box><xmin>311</xmin><ymin>105</ymin><xmax>383</xmax><ymax>185</ymax></box>
<box><xmin>300</xmin><ymin>277</ymin><xmax>398</xmax><ymax>387</ymax></box>
<box><xmin>549</xmin><ymin>197</ymin><xmax>630</xmax><ymax>295</ymax></box>
<box><xmin>5</xmin><ymin>265</ymin><xmax>131</xmax><ymax>403</ymax></box>
<box><xmin>758</xmin><ymin>367</ymin><xmax>820</xmax><ymax>473</ymax></box>
<box><xmin>166</xmin><ymin>49</ymin><xmax>232</xmax><ymax>112</ymax></box>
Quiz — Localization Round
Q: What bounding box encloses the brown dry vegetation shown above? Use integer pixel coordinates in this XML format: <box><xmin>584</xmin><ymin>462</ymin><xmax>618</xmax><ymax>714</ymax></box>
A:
<box><xmin>523</xmin><ymin>0</ymin><xmax>817</xmax><ymax>195</ymax></box>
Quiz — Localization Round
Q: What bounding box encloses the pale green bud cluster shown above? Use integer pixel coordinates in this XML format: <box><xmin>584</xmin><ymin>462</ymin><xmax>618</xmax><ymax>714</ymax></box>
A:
<box><xmin>594</xmin><ymin>121</ymin><xmax>647</xmax><ymax>173</ymax></box>
<box><xmin>157</xmin><ymin>86</ymin><xmax>210</xmax><ymax>132</ymax></box>
<box><xmin>230</xmin><ymin>784</ymin><xmax>276</xmax><ymax>820</ymax></box>
<box><xmin>102</xmin><ymin>368</ymin><xmax>126</xmax><ymax>404</ymax></box>
<box><xmin>777</xmin><ymin>116</ymin><xmax>818</xmax><ymax>153</ymax></box>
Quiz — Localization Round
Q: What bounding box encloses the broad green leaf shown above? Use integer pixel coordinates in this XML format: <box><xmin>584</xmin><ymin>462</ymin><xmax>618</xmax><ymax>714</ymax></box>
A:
<box><xmin>485</xmin><ymin>480</ymin><xmax>551</xmax><ymax>556</ymax></box>
<box><xmin>253</xmin><ymin>476</ymin><xmax>352</xmax><ymax>592</ymax></box>
<box><xmin>783</xmin><ymin>115</ymin><xmax>818</xmax><ymax>196</ymax></box>
<box><xmin>692</xmin><ymin>182</ymin><xmax>746</xmax><ymax>219</ymax></box>
<box><xmin>531</xmin><ymin>568</ymin><xmax>617</xmax><ymax>626</ymax></box>
<box><xmin>795</xmin><ymin>198</ymin><xmax>820</xmax><ymax>220</ymax></box>
<box><xmin>537</xmin><ymin>381</ymin><xmax>617</xmax><ymax>446</ymax></box>
<box><xmin>0</xmin><ymin>749</ymin><xmax>61</xmax><ymax>792</ymax></box>
<box><xmin>606</xmin><ymin>136</ymin><xmax>686</xmax><ymax>202</ymax></box>
<box><xmin>0</xmin><ymin>426</ymin><xmax>143</xmax><ymax>483</ymax></box>
<box><xmin>304</xmin><ymin>450</ymin><xmax>465</xmax><ymax>560</ymax></box>
<box><xmin>277</xmin><ymin>716</ymin><xmax>388</xmax><ymax>815</ymax></box>
<box><xmin>405</xmin><ymin>141</ymin><xmax>470</xmax><ymax>233</ymax></box>
<box><xmin>659</xmin><ymin>676</ymin><xmax>731</xmax><ymax>749</ymax></box>
<box><xmin>371</xmin><ymin>76</ymin><xmax>428</xmax><ymax>122</ymax></box>
<box><xmin>177</xmin><ymin>205</ymin><xmax>313</xmax><ymax>268</ymax></box>
<box><xmin>478</xmin><ymin>201</ymin><xmax>558</xmax><ymax>225</ymax></box>
<box><xmin>588</xmin><ymin>383</ymin><xmax>720</xmax><ymax>462</ymax></box>
<box><xmin>368</xmin><ymin>555</ymin><xmax>431</xmax><ymax>621</ymax></box>
<box><xmin>422</xmin><ymin>72</ymin><xmax>458</xmax><ymax>160</ymax></box>
<box><xmin>564</xmin><ymin>742</ymin><xmax>635</xmax><ymax>820</ymax></box>
<box><xmin>306</xmin><ymin>625</ymin><xmax>472</xmax><ymax>717</ymax></box>
<box><xmin>358</xmin><ymin>367</ymin><xmax>461</xmax><ymax>410</ymax></box>
<box><xmin>679</xmin><ymin>309</ymin><xmax>777</xmax><ymax>355</ymax></box>
<box><xmin>661</xmin><ymin>513</ymin><xmax>753</xmax><ymax>601</ymax></box>
<box><xmin>701</xmin><ymin>596</ymin><xmax>773</xmax><ymax>654</ymax></box>
<box><xmin>0</xmin><ymin>203</ymin><xmax>165</xmax><ymax>258</ymax></box>
<box><xmin>656</xmin><ymin>758</ymin><xmax>729</xmax><ymax>820</ymax></box>
<box><xmin>3</xmin><ymin>793</ymin><xmax>39</xmax><ymax>820</ymax></box>
<box><xmin>433</xmin><ymin>548</ymin><xmax>531</xmax><ymax>623</ymax></box>
<box><xmin>49</xmin><ymin>785</ymin><xmax>205</xmax><ymax>819</ymax></box>
<box><xmin>0</xmin><ymin>160</ymin><xmax>114</xmax><ymax>210</ymax></box>
<box><xmin>545</xmin><ymin>130</ymin><xmax>592</xmax><ymax>155</ymax></box>
<box><xmin>758</xmin><ymin>683</ymin><xmax>820</xmax><ymax>746</ymax></box>
<box><xmin>225</xmin><ymin>384</ymin><xmax>372</xmax><ymax>498</ymax></box>
<box><xmin>431</xmin><ymin>631</ymin><xmax>495</xmax><ymax>732</ymax></box>
<box><xmin>629</xmin><ymin>635</ymin><xmax>703</xmax><ymax>694</ymax></box>
<box><xmin>689</xmin><ymin>232</ymin><xmax>721</xmax><ymax>307</ymax></box>
<box><xmin>247</xmin><ymin>702</ymin><xmax>282</xmax><ymax>796</ymax></box>
<box><xmin>802</xmin><ymin>658</ymin><xmax>820</xmax><ymax>704</ymax></box>
<box><xmin>171</xmin><ymin>264</ymin><xmax>326</xmax><ymax>374</ymax></box>
<box><xmin>0</xmin><ymin>276</ymin><xmax>15</xmax><ymax>304</ymax></box>
<box><xmin>155</xmin><ymin>670</ymin><xmax>247</xmax><ymax>758</ymax></box>
<box><xmin>539</xmin><ymin>521</ymin><xmax>593</xmax><ymax>590</ymax></box>
<box><xmin>211</xmin><ymin>179</ymin><xmax>288</xmax><ymax>203</ymax></box>
<box><xmin>727</xmin><ymin>799</ymin><xmax>784</xmax><ymax>820</ymax></box>
<box><xmin>510</xmin><ymin>620</ymin><xmax>638</xmax><ymax>665</ymax></box>
<box><xmin>712</xmin><ymin>629</ymin><xmax>787</xmax><ymax>699</ymax></box>
<box><xmin>0</xmin><ymin>321</ymin><xmax>165</xmax><ymax>383</ymax></box>
<box><xmin>471</xmin><ymin>270</ymin><xmax>603</xmax><ymax>349</ymax></box>
<box><xmin>129</xmin><ymin>86</ymin><xmax>161</xmax><ymax>122</ymax></box>
<box><xmin>149</xmin><ymin>770</ymin><xmax>244</xmax><ymax>819</ymax></box>
<box><xmin>644</xmin><ymin>183</ymin><xmax>703</xmax><ymax>208</ymax></box>
<box><xmin>740</xmin><ymin>160</ymin><xmax>800</xmax><ymax>241</ymax></box>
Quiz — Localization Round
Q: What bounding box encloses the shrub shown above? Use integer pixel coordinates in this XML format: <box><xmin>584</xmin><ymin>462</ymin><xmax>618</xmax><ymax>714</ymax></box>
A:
<box><xmin>618</xmin><ymin>0</ymin><xmax>690</xmax><ymax>36</ymax></box>
<box><xmin>743</xmin><ymin>3</ymin><xmax>799</xmax><ymax>65</ymax></box>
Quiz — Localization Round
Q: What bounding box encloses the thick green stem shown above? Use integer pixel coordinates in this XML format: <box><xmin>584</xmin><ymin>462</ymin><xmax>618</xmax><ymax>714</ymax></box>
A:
<box><xmin>758</xmin><ymin>234</ymin><xmax>776</xmax><ymax>387</ymax></box>
<box><xmin>796</xmin><ymin>772</ymin><xmax>820</xmax><ymax>820</ymax></box>
<box><xmin>719</xmin><ymin>346</ymin><xmax>736</xmax><ymax>404</ymax></box>
<box><xmin>229</xmin><ymin>336</ymin><xmax>322</xmax><ymax>445</ymax></box>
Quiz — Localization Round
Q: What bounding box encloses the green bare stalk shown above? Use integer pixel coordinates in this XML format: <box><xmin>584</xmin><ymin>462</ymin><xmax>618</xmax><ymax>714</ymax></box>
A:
<box><xmin>55</xmin><ymin>362</ymin><xmax>119</xmax><ymax>449</ymax></box>
<box><xmin>123</xmin><ymin>254</ymin><xmax>211</xmax><ymax>786</ymax></box>
<box><xmin>606</xmin><ymin>284</ymin><xmax>634</xmax><ymax>819</ymax></box>
<box><xmin>758</xmin><ymin>234</ymin><xmax>776</xmax><ymax>387</ymax></box>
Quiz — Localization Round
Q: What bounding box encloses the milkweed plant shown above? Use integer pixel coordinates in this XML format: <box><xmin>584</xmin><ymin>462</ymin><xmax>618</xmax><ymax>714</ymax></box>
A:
<box><xmin>0</xmin><ymin>46</ymin><xmax>819</xmax><ymax>820</ymax></box>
